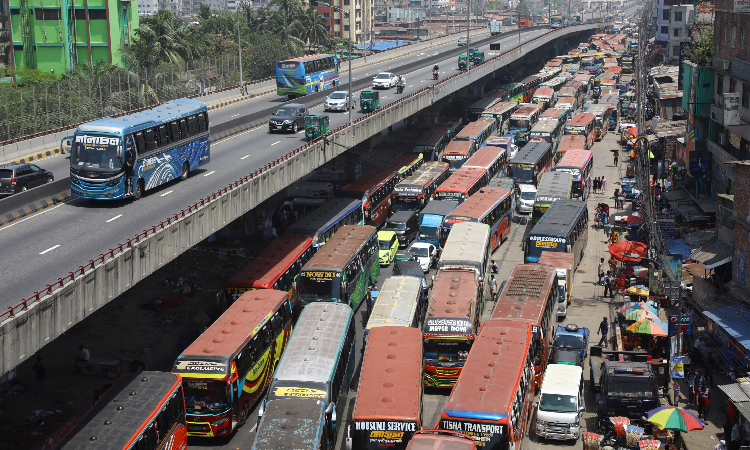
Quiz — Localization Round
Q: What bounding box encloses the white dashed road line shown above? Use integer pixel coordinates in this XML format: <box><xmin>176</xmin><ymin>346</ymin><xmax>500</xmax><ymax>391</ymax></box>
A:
<box><xmin>160</xmin><ymin>190</ymin><xmax>173</xmax><ymax>197</ymax></box>
<box><xmin>272</xmin><ymin>141</ymin><xmax>281</xmax><ymax>145</ymax></box>
<box><xmin>241</xmin><ymin>155</ymin><xmax>251</xmax><ymax>160</ymax></box>
<box><xmin>39</xmin><ymin>245</ymin><xmax>60</xmax><ymax>255</ymax></box>
<box><xmin>204</xmin><ymin>171</ymin><xmax>215</xmax><ymax>177</ymax></box>
<box><xmin>106</xmin><ymin>215</ymin><xmax>122</xmax><ymax>223</ymax></box>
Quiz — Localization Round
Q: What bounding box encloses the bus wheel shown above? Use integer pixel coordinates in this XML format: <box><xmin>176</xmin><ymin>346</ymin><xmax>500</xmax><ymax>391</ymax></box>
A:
<box><xmin>180</xmin><ymin>163</ymin><xmax>189</xmax><ymax>181</ymax></box>
<box><xmin>133</xmin><ymin>180</ymin><xmax>144</xmax><ymax>201</ymax></box>
<box><xmin>239</xmin><ymin>403</ymin><xmax>250</xmax><ymax>424</ymax></box>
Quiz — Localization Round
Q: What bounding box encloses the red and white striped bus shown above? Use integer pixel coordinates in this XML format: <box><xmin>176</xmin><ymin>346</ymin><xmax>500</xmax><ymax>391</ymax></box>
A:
<box><xmin>435</xmin><ymin>167</ymin><xmax>489</xmax><ymax>204</ymax></box>
<box><xmin>564</xmin><ymin>113</ymin><xmax>596</xmax><ymax>149</ymax></box>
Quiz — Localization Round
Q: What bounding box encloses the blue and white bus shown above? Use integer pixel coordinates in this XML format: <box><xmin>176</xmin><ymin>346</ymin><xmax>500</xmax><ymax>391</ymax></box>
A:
<box><xmin>68</xmin><ymin>98</ymin><xmax>209</xmax><ymax>200</ymax></box>
<box><xmin>276</xmin><ymin>54</ymin><xmax>340</xmax><ymax>99</ymax></box>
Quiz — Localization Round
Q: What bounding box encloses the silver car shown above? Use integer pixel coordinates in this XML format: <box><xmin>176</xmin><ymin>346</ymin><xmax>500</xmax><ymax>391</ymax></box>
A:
<box><xmin>324</xmin><ymin>91</ymin><xmax>356</xmax><ymax>111</ymax></box>
<box><xmin>372</xmin><ymin>72</ymin><xmax>397</xmax><ymax>89</ymax></box>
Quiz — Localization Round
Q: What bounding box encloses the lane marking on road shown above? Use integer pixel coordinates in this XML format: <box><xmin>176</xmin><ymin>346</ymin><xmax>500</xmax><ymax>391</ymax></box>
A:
<box><xmin>231</xmin><ymin>114</ymin><xmax>240</xmax><ymax>117</ymax></box>
<box><xmin>160</xmin><ymin>190</ymin><xmax>173</xmax><ymax>197</ymax></box>
<box><xmin>408</xmin><ymin>85</ymin><xmax>413</xmax><ymax>87</ymax></box>
<box><xmin>106</xmin><ymin>214</ymin><xmax>122</xmax><ymax>223</ymax></box>
<box><xmin>421</xmin><ymin>80</ymin><xmax>425</xmax><ymax>83</ymax></box>
<box><xmin>39</xmin><ymin>245</ymin><xmax>60</xmax><ymax>255</ymax></box>
<box><xmin>250</xmin><ymin>423</ymin><xmax>258</xmax><ymax>432</ymax></box>
<box><xmin>0</xmin><ymin>203</ymin><xmax>64</xmax><ymax>232</ymax></box>
<box><xmin>272</xmin><ymin>141</ymin><xmax>281</xmax><ymax>145</ymax></box>
<box><xmin>241</xmin><ymin>154</ymin><xmax>251</xmax><ymax>160</ymax></box>
<box><xmin>204</xmin><ymin>171</ymin><xmax>215</xmax><ymax>177</ymax></box>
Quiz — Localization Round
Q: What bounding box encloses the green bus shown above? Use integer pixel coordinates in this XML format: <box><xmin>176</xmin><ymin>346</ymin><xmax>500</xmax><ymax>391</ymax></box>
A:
<box><xmin>297</xmin><ymin>225</ymin><xmax>380</xmax><ymax>311</ymax></box>
<box><xmin>532</xmin><ymin>171</ymin><xmax>574</xmax><ymax>224</ymax></box>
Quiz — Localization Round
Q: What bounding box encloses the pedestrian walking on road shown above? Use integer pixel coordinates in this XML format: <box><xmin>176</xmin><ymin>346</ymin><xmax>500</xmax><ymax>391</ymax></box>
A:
<box><xmin>597</xmin><ymin>317</ymin><xmax>609</xmax><ymax>347</ymax></box>
<box><xmin>687</xmin><ymin>368</ymin><xmax>698</xmax><ymax>405</ymax></box>
<box><xmin>603</xmin><ymin>271</ymin><xmax>614</xmax><ymax>298</ymax></box>
<box><xmin>614</xmin><ymin>150</ymin><xmax>619</xmax><ymax>166</ymax></box>
<box><xmin>697</xmin><ymin>382</ymin><xmax>710</xmax><ymax>420</ymax></box>
<box><xmin>602</xmin><ymin>176</ymin><xmax>608</xmax><ymax>192</ymax></box>
<box><xmin>673</xmin><ymin>382</ymin><xmax>681</xmax><ymax>407</ymax></box>
<box><xmin>490</xmin><ymin>275</ymin><xmax>498</xmax><ymax>299</ymax></box>
<box><xmin>598</xmin><ymin>258</ymin><xmax>605</xmax><ymax>285</ymax></box>
<box><xmin>594</xmin><ymin>177</ymin><xmax>600</xmax><ymax>193</ymax></box>
<box><xmin>33</xmin><ymin>357</ymin><xmax>45</xmax><ymax>393</ymax></box>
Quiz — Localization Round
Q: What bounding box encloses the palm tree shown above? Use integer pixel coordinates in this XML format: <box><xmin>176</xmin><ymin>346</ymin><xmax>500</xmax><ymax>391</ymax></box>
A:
<box><xmin>517</xmin><ymin>1</ymin><xmax>531</xmax><ymax>17</ymax></box>
<box><xmin>131</xmin><ymin>10</ymin><xmax>193</xmax><ymax>67</ymax></box>
<box><xmin>297</xmin><ymin>7</ymin><xmax>329</xmax><ymax>51</ymax></box>
<box><xmin>266</xmin><ymin>0</ymin><xmax>306</xmax><ymax>56</ymax></box>
<box><xmin>197</xmin><ymin>3</ymin><xmax>212</xmax><ymax>21</ymax></box>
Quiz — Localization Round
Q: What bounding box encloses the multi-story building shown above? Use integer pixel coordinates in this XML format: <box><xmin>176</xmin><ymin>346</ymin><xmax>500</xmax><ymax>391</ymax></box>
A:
<box><xmin>311</xmin><ymin>0</ymin><xmax>374</xmax><ymax>43</ymax></box>
<box><xmin>667</xmin><ymin>4</ymin><xmax>692</xmax><ymax>63</ymax></box>
<box><xmin>656</xmin><ymin>0</ymin><xmax>670</xmax><ymax>43</ymax></box>
<box><xmin>5</xmin><ymin>0</ymin><xmax>139</xmax><ymax>74</ymax></box>
<box><xmin>707</xmin><ymin>0</ymin><xmax>750</xmax><ymax>195</ymax></box>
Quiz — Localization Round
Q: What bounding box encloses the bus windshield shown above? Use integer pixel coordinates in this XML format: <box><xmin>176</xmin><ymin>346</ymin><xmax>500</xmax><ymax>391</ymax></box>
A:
<box><xmin>423</xmin><ymin>338</ymin><xmax>472</xmax><ymax>362</ymax></box>
<box><xmin>71</xmin><ymin>134</ymin><xmax>122</xmax><ymax>172</ymax></box>
<box><xmin>509</xmin><ymin>118</ymin><xmax>530</xmax><ymax>130</ymax></box>
<box><xmin>508</xmin><ymin>164</ymin><xmax>534</xmax><ymax>184</ymax></box>
<box><xmin>298</xmin><ymin>275</ymin><xmax>341</xmax><ymax>302</ymax></box>
<box><xmin>183</xmin><ymin>379</ymin><xmax>230</xmax><ymax>414</ymax></box>
<box><xmin>419</xmin><ymin>225</ymin><xmax>439</xmax><ymax>240</ymax></box>
<box><xmin>539</xmin><ymin>393</ymin><xmax>577</xmax><ymax>413</ymax></box>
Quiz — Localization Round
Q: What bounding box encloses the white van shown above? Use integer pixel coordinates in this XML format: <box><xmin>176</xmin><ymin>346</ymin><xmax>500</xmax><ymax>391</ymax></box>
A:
<box><xmin>517</xmin><ymin>183</ymin><xmax>537</xmax><ymax>214</ymax></box>
<box><xmin>534</xmin><ymin>364</ymin><xmax>584</xmax><ymax>440</ymax></box>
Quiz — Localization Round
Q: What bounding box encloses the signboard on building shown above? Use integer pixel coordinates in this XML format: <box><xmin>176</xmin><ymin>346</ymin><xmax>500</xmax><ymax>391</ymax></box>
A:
<box><xmin>657</xmin><ymin>211</ymin><xmax>677</xmax><ymax>239</ymax></box>
<box><xmin>732</xmin><ymin>58</ymin><xmax>750</xmax><ymax>82</ymax></box>
<box><xmin>724</xmin><ymin>93</ymin><xmax>740</xmax><ymax>126</ymax></box>
<box><xmin>731</xmin><ymin>132</ymin><xmax>741</xmax><ymax>148</ymax></box>
<box><xmin>735</xmin><ymin>0</ymin><xmax>750</xmax><ymax>13</ymax></box>
<box><xmin>678</xmin><ymin>42</ymin><xmax>691</xmax><ymax>91</ymax></box>
<box><xmin>668</xmin><ymin>315</ymin><xmax>692</xmax><ymax>336</ymax></box>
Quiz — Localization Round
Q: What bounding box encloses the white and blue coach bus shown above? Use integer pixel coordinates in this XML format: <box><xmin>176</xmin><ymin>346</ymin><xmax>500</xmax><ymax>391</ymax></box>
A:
<box><xmin>68</xmin><ymin>98</ymin><xmax>210</xmax><ymax>200</ymax></box>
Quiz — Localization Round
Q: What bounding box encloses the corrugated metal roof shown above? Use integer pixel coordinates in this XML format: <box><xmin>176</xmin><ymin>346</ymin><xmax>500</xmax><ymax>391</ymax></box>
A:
<box><xmin>704</xmin><ymin>304</ymin><xmax>750</xmax><ymax>352</ymax></box>
<box><xmin>718</xmin><ymin>383</ymin><xmax>750</xmax><ymax>402</ymax></box>
<box><xmin>689</xmin><ymin>236</ymin><xmax>733</xmax><ymax>269</ymax></box>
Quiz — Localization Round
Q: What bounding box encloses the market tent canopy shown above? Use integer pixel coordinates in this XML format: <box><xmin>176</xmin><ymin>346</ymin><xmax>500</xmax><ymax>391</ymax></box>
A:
<box><xmin>690</xmin><ymin>236</ymin><xmax>733</xmax><ymax>269</ymax></box>
<box><xmin>609</xmin><ymin>240</ymin><xmax>648</xmax><ymax>262</ymax></box>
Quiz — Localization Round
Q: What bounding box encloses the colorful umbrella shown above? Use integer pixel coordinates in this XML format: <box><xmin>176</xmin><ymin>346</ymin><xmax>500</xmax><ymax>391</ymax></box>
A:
<box><xmin>634</xmin><ymin>267</ymin><xmax>649</xmax><ymax>279</ymax></box>
<box><xmin>646</xmin><ymin>406</ymin><xmax>704</xmax><ymax>432</ymax></box>
<box><xmin>627</xmin><ymin>127</ymin><xmax>638</xmax><ymax>135</ymax></box>
<box><xmin>617</xmin><ymin>302</ymin><xmax>658</xmax><ymax>316</ymax></box>
<box><xmin>626</xmin><ymin>318</ymin><xmax>668</xmax><ymax>336</ymax></box>
<box><xmin>608</xmin><ymin>240</ymin><xmax>648</xmax><ymax>262</ymax></box>
<box><xmin>625</xmin><ymin>309</ymin><xmax>661</xmax><ymax>322</ymax></box>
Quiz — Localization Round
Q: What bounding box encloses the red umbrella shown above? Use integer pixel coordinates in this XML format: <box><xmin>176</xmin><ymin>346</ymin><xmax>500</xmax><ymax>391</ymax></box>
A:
<box><xmin>626</xmin><ymin>212</ymin><xmax>644</xmax><ymax>224</ymax></box>
<box><xmin>609</xmin><ymin>241</ymin><xmax>648</xmax><ymax>262</ymax></box>
<box><xmin>627</xmin><ymin>127</ymin><xmax>638</xmax><ymax>136</ymax></box>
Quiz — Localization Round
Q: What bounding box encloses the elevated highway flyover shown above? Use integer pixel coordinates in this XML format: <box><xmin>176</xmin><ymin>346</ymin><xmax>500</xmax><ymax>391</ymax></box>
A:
<box><xmin>0</xmin><ymin>22</ymin><xmax>603</xmax><ymax>375</ymax></box>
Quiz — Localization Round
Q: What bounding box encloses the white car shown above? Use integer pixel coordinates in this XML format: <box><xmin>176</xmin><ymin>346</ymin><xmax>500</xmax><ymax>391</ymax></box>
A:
<box><xmin>517</xmin><ymin>184</ymin><xmax>537</xmax><ymax>214</ymax></box>
<box><xmin>406</xmin><ymin>242</ymin><xmax>437</xmax><ymax>273</ymax></box>
<box><xmin>458</xmin><ymin>36</ymin><xmax>470</xmax><ymax>46</ymax></box>
<box><xmin>373</xmin><ymin>72</ymin><xmax>397</xmax><ymax>89</ymax></box>
<box><xmin>324</xmin><ymin>91</ymin><xmax>356</xmax><ymax>111</ymax></box>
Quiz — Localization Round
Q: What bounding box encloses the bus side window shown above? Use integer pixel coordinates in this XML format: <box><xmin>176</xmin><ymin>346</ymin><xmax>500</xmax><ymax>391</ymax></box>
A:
<box><xmin>158</xmin><ymin>125</ymin><xmax>169</xmax><ymax>147</ymax></box>
<box><xmin>135</xmin><ymin>131</ymin><xmax>146</xmax><ymax>154</ymax></box>
<box><xmin>171</xmin><ymin>121</ymin><xmax>181</xmax><ymax>142</ymax></box>
<box><xmin>187</xmin><ymin>115</ymin><xmax>198</xmax><ymax>135</ymax></box>
<box><xmin>197</xmin><ymin>112</ymin><xmax>207</xmax><ymax>132</ymax></box>
<box><xmin>145</xmin><ymin>128</ymin><xmax>157</xmax><ymax>152</ymax></box>
<box><xmin>271</xmin><ymin>312</ymin><xmax>283</xmax><ymax>336</ymax></box>
<box><xmin>180</xmin><ymin>119</ymin><xmax>189</xmax><ymax>138</ymax></box>
<box><xmin>280</xmin><ymin>301</ymin><xmax>292</xmax><ymax>324</ymax></box>
<box><xmin>135</xmin><ymin>437</ymin><xmax>147</xmax><ymax>450</ymax></box>
<box><xmin>146</xmin><ymin>424</ymin><xmax>158</xmax><ymax>450</ymax></box>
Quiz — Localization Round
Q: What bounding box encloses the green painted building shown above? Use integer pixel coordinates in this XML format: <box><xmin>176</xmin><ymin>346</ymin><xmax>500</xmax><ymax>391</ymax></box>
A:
<box><xmin>4</xmin><ymin>0</ymin><xmax>138</xmax><ymax>74</ymax></box>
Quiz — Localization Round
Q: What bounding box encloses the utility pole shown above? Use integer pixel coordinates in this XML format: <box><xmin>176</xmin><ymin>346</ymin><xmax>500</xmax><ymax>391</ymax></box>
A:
<box><xmin>237</xmin><ymin>6</ymin><xmax>244</xmax><ymax>95</ymax></box>
<box><xmin>466</xmin><ymin>0</ymin><xmax>470</xmax><ymax>63</ymax></box>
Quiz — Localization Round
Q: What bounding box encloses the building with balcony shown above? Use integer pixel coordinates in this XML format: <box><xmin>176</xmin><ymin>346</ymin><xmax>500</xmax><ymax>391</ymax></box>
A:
<box><xmin>667</xmin><ymin>4</ymin><xmax>692</xmax><ymax>63</ymax></box>
<box><xmin>5</xmin><ymin>0</ymin><xmax>139</xmax><ymax>74</ymax></box>
<box><xmin>311</xmin><ymin>0</ymin><xmax>374</xmax><ymax>43</ymax></box>
<box><xmin>656</xmin><ymin>0</ymin><xmax>670</xmax><ymax>43</ymax></box>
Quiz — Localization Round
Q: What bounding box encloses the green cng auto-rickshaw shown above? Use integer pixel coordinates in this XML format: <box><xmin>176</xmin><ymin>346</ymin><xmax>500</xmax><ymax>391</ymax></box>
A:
<box><xmin>360</xmin><ymin>91</ymin><xmax>380</xmax><ymax>112</ymax></box>
<box><xmin>458</xmin><ymin>55</ymin><xmax>468</xmax><ymax>70</ymax></box>
<box><xmin>305</xmin><ymin>114</ymin><xmax>330</xmax><ymax>140</ymax></box>
<box><xmin>471</xmin><ymin>51</ymin><xmax>485</xmax><ymax>64</ymax></box>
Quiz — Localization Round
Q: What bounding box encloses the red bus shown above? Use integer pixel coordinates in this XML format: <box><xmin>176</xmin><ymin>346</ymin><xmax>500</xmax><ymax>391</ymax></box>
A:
<box><xmin>339</xmin><ymin>168</ymin><xmax>399</xmax><ymax>226</ymax></box>
<box><xmin>392</xmin><ymin>161</ymin><xmax>451</xmax><ymax>212</ymax></box>
<box><xmin>520</xmin><ymin>75</ymin><xmax>541</xmax><ymax>102</ymax></box>
<box><xmin>387</xmin><ymin>153</ymin><xmax>424</xmax><ymax>181</ymax></box>
<box><xmin>442</xmin><ymin>187</ymin><xmax>513</xmax><ymax>250</ymax></box>
<box><xmin>56</xmin><ymin>372</ymin><xmax>186</xmax><ymax>450</ymax></box>
<box><xmin>442</xmin><ymin>139</ymin><xmax>476</xmax><ymax>173</ymax></box>
<box><xmin>556</xmin><ymin>134</ymin><xmax>587</xmax><ymax>162</ymax></box>
<box><xmin>221</xmin><ymin>235</ymin><xmax>314</xmax><ymax>311</ymax></box>
<box><xmin>463</xmin><ymin>145</ymin><xmax>508</xmax><ymax>180</ymax></box>
<box><xmin>435</xmin><ymin>167</ymin><xmax>489</xmax><ymax>204</ymax></box>
<box><xmin>490</xmin><ymin>264</ymin><xmax>559</xmax><ymax>388</ymax></box>
<box><xmin>349</xmin><ymin>326</ymin><xmax>423</xmax><ymax>450</ymax></box>
<box><xmin>423</xmin><ymin>269</ymin><xmax>480</xmax><ymax>388</ymax></box>
<box><xmin>554</xmin><ymin>149</ymin><xmax>593</xmax><ymax>200</ymax></box>
<box><xmin>564</xmin><ymin>113</ymin><xmax>596</xmax><ymax>149</ymax></box>
<box><xmin>438</xmin><ymin>320</ymin><xmax>535</xmax><ymax>450</ymax></box>
<box><xmin>173</xmin><ymin>289</ymin><xmax>294</xmax><ymax>437</ymax></box>
<box><xmin>406</xmin><ymin>430</ymin><xmax>477</xmax><ymax>450</ymax></box>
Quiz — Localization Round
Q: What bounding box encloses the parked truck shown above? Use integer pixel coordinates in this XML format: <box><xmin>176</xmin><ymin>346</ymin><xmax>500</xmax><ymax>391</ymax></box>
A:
<box><xmin>537</xmin><ymin>251</ymin><xmax>575</xmax><ymax>317</ymax></box>
<box><xmin>490</xmin><ymin>20</ymin><xmax>501</xmax><ymax>35</ymax></box>
<box><xmin>417</xmin><ymin>200</ymin><xmax>459</xmax><ymax>248</ymax></box>
<box><xmin>518</xmin><ymin>15</ymin><xmax>533</xmax><ymax>27</ymax></box>
<box><xmin>589</xmin><ymin>346</ymin><xmax>660</xmax><ymax>429</ymax></box>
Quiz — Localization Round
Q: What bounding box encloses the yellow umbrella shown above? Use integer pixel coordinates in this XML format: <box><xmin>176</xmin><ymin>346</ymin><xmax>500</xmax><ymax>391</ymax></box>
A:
<box><xmin>626</xmin><ymin>286</ymin><xmax>650</xmax><ymax>297</ymax></box>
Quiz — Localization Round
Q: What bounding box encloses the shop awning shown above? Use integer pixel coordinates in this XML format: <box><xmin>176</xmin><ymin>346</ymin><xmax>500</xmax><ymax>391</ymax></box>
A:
<box><xmin>704</xmin><ymin>305</ymin><xmax>750</xmax><ymax>352</ymax></box>
<box><xmin>718</xmin><ymin>383</ymin><xmax>750</xmax><ymax>402</ymax></box>
<box><xmin>664</xmin><ymin>239</ymin><xmax>691</xmax><ymax>261</ymax></box>
<box><xmin>690</xmin><ymin>236</ymin><xmax>733</xmax><ymax>269</ymax></box>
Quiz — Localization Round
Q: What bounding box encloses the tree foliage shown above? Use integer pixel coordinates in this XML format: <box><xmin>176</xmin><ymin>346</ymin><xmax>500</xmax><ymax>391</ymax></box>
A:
<box><xmin>689</xmin><ymin>28</ymin><xmax>713</xmax><ymax>65</ymax></box>
<box><xmin>516</xmin><ymin>1</ymin><xmax>531</xmax><ymax>16</ymax></box>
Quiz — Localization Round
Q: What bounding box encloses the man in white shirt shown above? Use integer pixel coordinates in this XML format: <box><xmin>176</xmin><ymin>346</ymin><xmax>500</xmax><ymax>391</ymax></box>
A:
<box><xmin>78</xmin><ymin>345</ymin><xmax>90</xmax><ymax>361</ymax></box>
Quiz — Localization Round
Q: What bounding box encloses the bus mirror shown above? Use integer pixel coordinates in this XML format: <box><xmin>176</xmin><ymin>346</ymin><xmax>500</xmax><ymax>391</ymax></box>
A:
<box><xmin>117</xmin><ymin>145</ymin><xmax>123</xmax><ymax>159</ymax></box>
<box><xmin>61</xmin><ymin>137</ymin><xmax>73</xmax><ymax>154</ymax></box>
<box><xmin>566</xmin><ymin>244</ymin><xmax>572</xmax><ymax>252</ymax></box>
<box><xmin>258</xmin><ymin>402</ymin><xmax>265</xmax><ymax>419</ymax></box>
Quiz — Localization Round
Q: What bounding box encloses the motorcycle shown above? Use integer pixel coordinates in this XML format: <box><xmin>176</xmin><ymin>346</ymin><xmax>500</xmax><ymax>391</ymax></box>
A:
<box><xmin>432</xmin><ymin>70</ymin><xmax>439</xmax><ymax>80</ymax></box>
<box><xmin>396</xmin><ymin>84</ymin><xmax>404</xmax><ymax>94</ymax></box>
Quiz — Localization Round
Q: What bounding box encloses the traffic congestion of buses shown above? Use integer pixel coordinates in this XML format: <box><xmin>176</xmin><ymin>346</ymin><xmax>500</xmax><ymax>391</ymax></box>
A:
<box><xmin>53</xmin><ymin>18</ymin><xmax>643</xmax><ymax>450</ymax></box>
